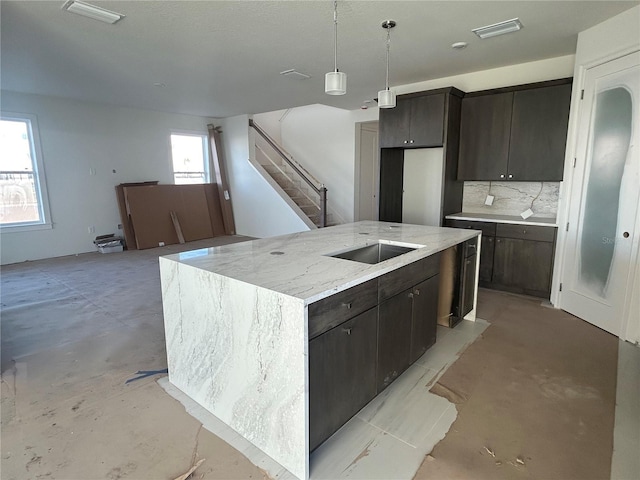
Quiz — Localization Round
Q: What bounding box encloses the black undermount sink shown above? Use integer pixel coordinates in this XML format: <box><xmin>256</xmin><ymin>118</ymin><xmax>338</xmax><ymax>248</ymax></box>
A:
<box><xmin>326</xmin><ymin>241</ymin><xmax>424</xmax><ymax>265</ymax></box>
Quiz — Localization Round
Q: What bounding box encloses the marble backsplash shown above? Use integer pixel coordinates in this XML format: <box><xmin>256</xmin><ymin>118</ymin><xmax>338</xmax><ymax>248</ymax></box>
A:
<box><xmin>462</xmin><ymin>181</ymin><xmax>559</xmax><ymax>218</ymax></box>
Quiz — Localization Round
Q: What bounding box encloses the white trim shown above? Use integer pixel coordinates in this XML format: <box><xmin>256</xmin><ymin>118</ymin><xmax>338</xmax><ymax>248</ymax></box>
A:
<box><xmin>0</xmin><ymin>111</ymin><xmax>52</xmax><ymax>231</ymax></box>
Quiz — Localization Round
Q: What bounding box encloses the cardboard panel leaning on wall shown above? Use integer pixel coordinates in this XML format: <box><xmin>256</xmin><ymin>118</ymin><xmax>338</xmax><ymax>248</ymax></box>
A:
<box><xmin>123</xmin><ymin>184</ymin><xmax>224</xmax><ymax>250</ymax></box>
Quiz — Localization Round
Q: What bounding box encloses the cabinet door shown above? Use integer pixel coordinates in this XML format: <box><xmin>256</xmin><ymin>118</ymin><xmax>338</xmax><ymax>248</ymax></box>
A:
<box><xmin>457</xmin><ymin>93</ymin><xmax>513</xmax><ymax>180</ymax></box>
<box><xmin>377</xmin><ymin>290</ymin><xmax>413</xmax><ymax>391</ymax></box>
<box><xmin>508</xmin><ymin>84</ymin><xmax>571</xmax><ymax>181</ymax></box>
<box><xmin>379</xmin><ymin>97</ymin><xmax>411</xmax><ymax>148</ymax></box>
<box><xmin>493</xmin><ymin>237</ymin><xmax>554</xmax><ymax>297</ymax></box>
<box><xmin>409</xmin><ymin>94</ymin><xmax>445</xmax><ymax>147</ymax></box>
<box><xmin>479</xmin><ymin>236</ymin><xmax>494</xmax><ymax>284</ymax></box>
<box><xmin>409</xmin><ymin>275</ymin><xmax>439</xmax><ymax>363</ymax></box>
<box><xmin>309</xmin><ymin>308</ymin><xmax>378</xmax><ymax>451</ymax></box>
<box><xmin>378</xmin><ymin>149</ymin><xmax>404</xmax><ymax>222</ymax></box>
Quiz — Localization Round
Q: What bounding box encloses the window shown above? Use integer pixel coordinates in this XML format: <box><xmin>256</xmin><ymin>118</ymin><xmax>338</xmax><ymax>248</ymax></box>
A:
<box><xmin>170</xmin><ymin>133</ymin><xmax>210</xmax><ymax>184</ymax></box>
<box><xmin>0</xmin><ymin>113</ymin><xmax>51</xmax><ymax>229</ymax></box>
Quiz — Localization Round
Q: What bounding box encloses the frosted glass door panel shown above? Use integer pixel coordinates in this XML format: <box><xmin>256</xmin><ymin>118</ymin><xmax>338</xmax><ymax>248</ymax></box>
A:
<box><xmin>578</xmin><ymin>86</ymin><xmax>633</xmax><ymax>297</ymax></box>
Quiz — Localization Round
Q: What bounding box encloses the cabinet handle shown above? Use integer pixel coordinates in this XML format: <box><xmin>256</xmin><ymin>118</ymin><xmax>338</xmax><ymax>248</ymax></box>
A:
<box><xmin>508</xmin><ymin>174</ymin><xmax>513</xmax><ymax>179</ymax></box>
<box><xmin>623</xmin><ymin>232</ymin><xmax>630</xmax><ymax>238</ymax></box>
<box><xmin>523</xmin><ymin>229</ymin><xmax>527</xmax><ymax>234</ymax></box>
<box><xmin>488</xmin><ymin>238</ymin><xmax>493</xmax><ymax>242</ymax></box>
<box><xmin>496</xmin><ymin>239</ymin><xmax>501</xmax><ymax>243</ymax></box>
<box><xmin>408</xmin><ymin>292</ymin><xmax>414</xmax><ymax>298</ymax></box>
<box><xmin>342</xmin><ymin>327</ymin><xmax>352</xmax><ymax>335</ymax></box>
<box><xmin>403</xmin><ymin>140</ymin><xmax>409</xmax><ymax>144</ymax></box>
<box><xmin>342</xmin><ymin>302</ymin><xmax>352</xmax><ymax>309</ymax></box>
<box><xmin>414</xmin><ymin>288</ymin><xmax>420</xmax><ymax>296</ymax></box>
<box><xmin>409</xmin><ymin>140</ymin><xmax>414</xmax><ymax>144</ymax></box>
<box><xmin>500</xmin><ymin>174</ymin><xmax>505</xmax><ymax>179</ymax></box>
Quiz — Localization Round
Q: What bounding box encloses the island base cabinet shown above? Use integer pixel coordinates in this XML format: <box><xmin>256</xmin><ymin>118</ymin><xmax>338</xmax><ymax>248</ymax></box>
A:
<box><xmin>378</xmin><ymin>274</ymin><xmax>440</xmax><ymax>391</ymax></box>
<box><xmin>409</xmin><ymin>276</ymin><xmax>439</xmax><ymax>363</ymax></box>
<box><xmin>377</xmin><ymin>292</ymin><xmax>413</xmax><ymax>391</ymax></box>
<box><xmin>309</xmin><ymin>307</ymin><xmax>378</xmax><ymax>451</ymax></box>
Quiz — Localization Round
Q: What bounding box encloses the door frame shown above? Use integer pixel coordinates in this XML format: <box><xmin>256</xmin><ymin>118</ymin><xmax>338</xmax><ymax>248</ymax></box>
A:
<box><xmin>552</xmin><ymin>46</ymin><xmax>640</xmax><ymax>342</ymax></box>
<box><xmin>354</xmin><ymin>120</ymin><xmax>380</xmax><ymax>221</ymax></box>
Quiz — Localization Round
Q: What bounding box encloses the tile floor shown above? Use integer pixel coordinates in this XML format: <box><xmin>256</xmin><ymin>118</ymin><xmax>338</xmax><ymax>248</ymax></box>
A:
<box><xmin>162</xmin><ymin>319</ymin><xmax>489</xmax><ymax>480</ymax></box>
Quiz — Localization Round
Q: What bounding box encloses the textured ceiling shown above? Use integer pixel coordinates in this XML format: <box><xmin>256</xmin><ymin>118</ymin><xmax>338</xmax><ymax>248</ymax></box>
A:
<box><xmin>1</xmin><ymin>1</ymin><xmax>638</xmax><ymax>117</ymax></box>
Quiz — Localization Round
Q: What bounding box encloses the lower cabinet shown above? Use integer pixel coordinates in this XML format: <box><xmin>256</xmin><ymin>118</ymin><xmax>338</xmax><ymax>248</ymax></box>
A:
<box><xmin>377</xmin><ymin>273</ymin><xmax>440</xmax><ymax>391</ymax></box>
<box><xmin>493</xmin><ymin>237</ymin><xmax>555</xmax><ymax>296</ymax></box>
<box><xmin>309</xmin><ymin>308</ymin><xmax>378</xmax><ymax>451</ymax></box>
<box><xmin>308</xmin><ymin>251</ymin><xmax>446</xmax><ymax>450</ymax></box>
<box><xmin>445</xmin><ymin>219</ymin><xmax>556</xmax><ymax>298</ymax></box>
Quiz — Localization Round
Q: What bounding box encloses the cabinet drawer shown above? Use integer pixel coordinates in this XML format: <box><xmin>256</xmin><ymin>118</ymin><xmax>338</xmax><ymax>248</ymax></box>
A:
<box><xmin>495</xmin><ymin>224</ymin><xmax>556</xmax><ymax>242</ymax></box>
<box><xmin>379</xmin><ymin>253</ymin><xmax>440</xmax><ymax>301</ymax></box>
<box><xmin>308</xmin><ymin>279</ymin><xmax>378</xmax><ymax>339</ymax></box>
<box><xmin>445</xmin><ymin>219</ymin><xmax>496</xmax><ymax>237</ymax></box>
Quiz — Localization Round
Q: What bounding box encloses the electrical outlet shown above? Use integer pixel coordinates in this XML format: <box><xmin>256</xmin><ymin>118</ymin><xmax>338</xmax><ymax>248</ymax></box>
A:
<box><xmin>88</xmin><ymin>226</ymin><xmax>95</xmax><ymax>234</ymax></box>
<box><xmin>484</xmin><ymin>195</ymin><xmax>495</xmax><ymax>206</ymax></box>
<box><xmin>117</xmin><ymin>224</ymin><xmax>123</xmax><ymax>230</ymax></box>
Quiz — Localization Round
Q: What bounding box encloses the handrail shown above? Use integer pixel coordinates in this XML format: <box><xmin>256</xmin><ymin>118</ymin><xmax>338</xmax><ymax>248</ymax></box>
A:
<box><xmin>249</xmin><ymin>119</ymin><xmax>327</xmax><ymax>227</ymax></box>
<box><xmin>249</xmin><ymin>119</ymin><xmax>322</xmax><ymax>194</ymax></box>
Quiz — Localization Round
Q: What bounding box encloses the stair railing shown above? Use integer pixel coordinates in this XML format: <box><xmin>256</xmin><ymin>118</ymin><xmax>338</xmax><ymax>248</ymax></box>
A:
<box><xmin>249</xmin><ymin>119</ymin><xmax>327</xmax><ymax>227</ymax></box>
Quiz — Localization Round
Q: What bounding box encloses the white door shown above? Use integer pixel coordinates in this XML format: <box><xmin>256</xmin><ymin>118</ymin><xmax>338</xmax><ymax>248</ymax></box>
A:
<box><xmin>357</xmin><ymin>122</ymin><xmax>379</xmax><ymax>221</ymax></box>
<box><xmin>560</xmin><ymin>51</ymin><xmax>640</xmax><ymax>336</ymax></box>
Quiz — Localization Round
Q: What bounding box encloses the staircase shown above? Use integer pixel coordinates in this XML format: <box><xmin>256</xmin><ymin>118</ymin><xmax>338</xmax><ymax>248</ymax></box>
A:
<box><xmin>249</xmin><ymin>120</ymin><xmax>331</xmax><ymax>228</ymax></box>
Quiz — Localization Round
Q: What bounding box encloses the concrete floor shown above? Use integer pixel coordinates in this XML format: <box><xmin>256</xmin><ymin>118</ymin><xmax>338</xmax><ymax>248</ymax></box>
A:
<box><xmin>1</xmin><ymin>237</ymin><xmax>637</xmax><ymax>479</ymax></box>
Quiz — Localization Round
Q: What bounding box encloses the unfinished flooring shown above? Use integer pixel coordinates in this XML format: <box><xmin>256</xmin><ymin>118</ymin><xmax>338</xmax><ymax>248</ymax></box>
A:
<box><xmin>0</xmin><ymin>238</ymin><xmax>634</xmax><ymax>480</ymax></box>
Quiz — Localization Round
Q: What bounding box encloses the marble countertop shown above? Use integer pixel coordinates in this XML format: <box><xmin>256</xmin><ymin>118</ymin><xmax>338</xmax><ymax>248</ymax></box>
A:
<box><xmin>446</xmin><ymin>212</ymin><xmax>558</xmax><ymax>227</ymax></box>
<box><xmin>162</xmin><ymin>221</ymin><xmax>478</xmax><ymax>305</ymax></box>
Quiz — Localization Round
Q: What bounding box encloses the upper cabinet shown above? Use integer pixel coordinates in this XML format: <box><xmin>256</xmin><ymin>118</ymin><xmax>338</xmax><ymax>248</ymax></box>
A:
<box><xmin>379</xmin><ymin>93</ymin><xmax>445</xmax><ymax>148</ymax></box>
<box><xmin>457</xmin><ymin>80</ymin><xmax>572</xmax><ymax>182</ymax></box>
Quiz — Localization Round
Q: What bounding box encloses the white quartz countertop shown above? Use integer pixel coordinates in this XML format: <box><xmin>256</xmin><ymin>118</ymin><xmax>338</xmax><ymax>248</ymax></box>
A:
<box><xmin>446</xmin><ymin>212</ymin><xmax>558</xmax><ymax>227</ymax></box>
<box><xmin>162</xmin><ymin>221</ymin><xmax>478</xmax><ymax>305</ymax></box>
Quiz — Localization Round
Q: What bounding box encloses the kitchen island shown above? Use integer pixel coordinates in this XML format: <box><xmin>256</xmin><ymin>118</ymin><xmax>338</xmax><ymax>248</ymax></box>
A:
<box><xmin>159</xmin><ymin>221</ymin><xmax>480</xmax><ymax>480</ymax></box>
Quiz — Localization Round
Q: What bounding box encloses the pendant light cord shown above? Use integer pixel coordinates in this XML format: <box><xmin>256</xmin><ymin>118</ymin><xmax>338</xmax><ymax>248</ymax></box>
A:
<box><xmin>385</xmin><ymin>25</ymin><xmax>391</xmax><ymax>90</ymax></box>
<box><xmin>333</xmin><ymin>1</ymin><xmax>339</xmax><ymax>72</ymax></box>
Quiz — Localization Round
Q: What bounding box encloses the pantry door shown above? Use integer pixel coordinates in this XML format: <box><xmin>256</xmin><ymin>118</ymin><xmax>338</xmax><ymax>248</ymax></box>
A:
<box><xmin>560</xmin><ymin>51</ymin><xmax>640</xmax><ymax>336</ymax></box>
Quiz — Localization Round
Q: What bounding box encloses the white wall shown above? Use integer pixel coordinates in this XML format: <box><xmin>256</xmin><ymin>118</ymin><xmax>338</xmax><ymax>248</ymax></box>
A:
<box><xmin>0</xmin><ymin>91</ymin><xmax>218</xmax><ymax>265</ymax></box>
<box><xmin>221</xmin><ymin>114</ymin><xmax>309</xmax><ymax>238</ymax></box>
<box><xmin>552</xmin><ymin>6</ymin><xmax>640</xmax><ymax>343</ymax></box>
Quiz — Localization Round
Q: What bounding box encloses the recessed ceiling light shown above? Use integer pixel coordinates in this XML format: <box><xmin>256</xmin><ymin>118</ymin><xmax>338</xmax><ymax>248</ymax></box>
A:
<box><xmin>451</xmin><ymin>42</ymin><xmax>468</xmax><ymax>50</ymax></box>
<box><xmin>280</xmin><ymin>69</ymin><xmax>312</xmax><ymax>80</ymax></box>
<box><xmin>472</xmin><ymin>18</ymin><xmax>523</xmax><ymax>39</ymax></box>
<box><xmin>62</xmin><ymin>0</ymin><xmax>125</xmax><ymax>24</ymax></box>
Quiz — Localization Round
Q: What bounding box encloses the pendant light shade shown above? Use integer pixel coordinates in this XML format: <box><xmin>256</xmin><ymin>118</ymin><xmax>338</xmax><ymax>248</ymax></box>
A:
<box><xmin>378</xmin><ymin>20</ymin><xmax>396</xmax><ymax>109</ymax></box>
<box><xmin>325</xmin><ymin>71</ymin><xmax>347</xmax><ymax>95</ymax></box>
<box><xmin>325</xmin><ymin>1</ymin><xmax>346</xmax><ymax>95</ymax></box>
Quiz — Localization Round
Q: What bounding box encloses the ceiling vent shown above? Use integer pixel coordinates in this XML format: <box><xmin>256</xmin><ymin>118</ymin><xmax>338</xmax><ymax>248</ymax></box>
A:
<box><xmin>62</xmin><ymin>0</ymin><xmax>125</xmax><ymax>24</ymax></box>
<box><xmin>472</xmin><ymin>18</ymin><xmax>523</xmax><ymax>39</ymax></box>
<box><xmin>280</xmin><ymin>69</ymin><xmax>312</xmax><ymax>80</ymax></box>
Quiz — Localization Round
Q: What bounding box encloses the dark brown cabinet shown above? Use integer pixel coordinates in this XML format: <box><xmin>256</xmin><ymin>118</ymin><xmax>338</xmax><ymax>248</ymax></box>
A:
<box><xmin>457</xmin><ymin>92</ymin><xmax>513</xmax><ymax>180</ymax></box>
<box><xmin>457</xmin><ymin>80</ymin><xmax>572</xmax><ymax>182</ymax></box>
<box><xmin>379</xmin><ymin>88</ymin><xmax>464</xmax><ymax>224</ymax></box>
<box><xmin>309</xmin><ymin>307</ymin><xmax>378</xmax><ymax>451</ymax></box>
<box><xmin>409</xmin><ymin>275</ymin><xmax>439</xmax><ymax>363</ymax></box>
<box><xmin>377</xmin><ymin>290</ymin><xmax>413</xmax><ymax>391</ymax></box>
<box><xmin>445</xmin><ymin>219</ymin><xmax>557</xmax><ymax>298</ymax></box>
<box><xmin>379</xmin><ymin>94</ymin><xmax>445</xmax><ymax>148</ymax></box>
<box><xmin>492</xmin><ymin>224</ymin><xmax>556</xmax><ymax>297</ymax></box>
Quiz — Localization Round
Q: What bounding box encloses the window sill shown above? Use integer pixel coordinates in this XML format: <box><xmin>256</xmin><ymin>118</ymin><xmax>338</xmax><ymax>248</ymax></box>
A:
<box><xmin>0</xmin><ymin>222</ymin><xmax>53</xmax><ymax>233</ymax></box>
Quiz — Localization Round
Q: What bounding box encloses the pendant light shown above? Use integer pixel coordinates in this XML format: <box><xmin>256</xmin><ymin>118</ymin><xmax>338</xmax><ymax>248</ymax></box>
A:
<box><xmin>325</xmin><ymin>1</ymin><xmax>347</xmax><ymax>95</ymax></box>
<box><xmin>378</xmin><ymin>20</ymin><xmax>397</xmax><ymax>108</ymax></box>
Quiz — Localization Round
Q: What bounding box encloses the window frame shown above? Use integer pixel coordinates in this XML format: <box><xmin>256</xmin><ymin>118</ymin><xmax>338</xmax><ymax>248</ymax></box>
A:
<box><xmin>169</xmin><ymin>130</ymin><xmax>211</xmax><ymax>185</ymax></box>
<box><xmin>0</xmin><ymin>112</ymin><xmax>52</xmax><ymax>232</ymax></box>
